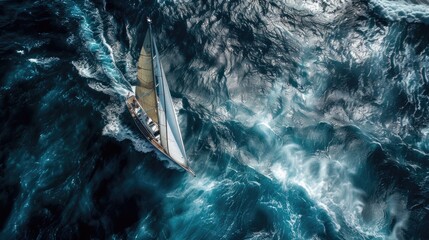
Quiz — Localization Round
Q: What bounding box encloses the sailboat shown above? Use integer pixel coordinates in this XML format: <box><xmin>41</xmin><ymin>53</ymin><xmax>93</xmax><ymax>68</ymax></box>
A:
<box><xmin>126</xmin><ymin>18</ymin><xmax>195</xmax><ymax>176</ymax></box>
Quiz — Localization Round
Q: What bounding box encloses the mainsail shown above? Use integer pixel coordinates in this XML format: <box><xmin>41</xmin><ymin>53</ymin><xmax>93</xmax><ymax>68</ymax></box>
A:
<box><xmin>135</xmin><ymin>28</ymin><xmax>158</xmax><ymax>123</ymax></box>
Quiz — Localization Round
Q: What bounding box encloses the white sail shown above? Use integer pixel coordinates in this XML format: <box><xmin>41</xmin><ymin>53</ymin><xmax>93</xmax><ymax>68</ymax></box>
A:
<box><xmin>152</xmin><ymin>35</ymin><xmax>188</xmax><ymax>166</ymax></box>
<box><xmin>161</xmin><ymin>64</ymin><xmax>188</xmax><ymax>159</ymax></box>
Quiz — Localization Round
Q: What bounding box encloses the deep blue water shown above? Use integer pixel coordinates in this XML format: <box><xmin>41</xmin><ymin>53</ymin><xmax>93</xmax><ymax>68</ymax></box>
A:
<box><xmin>1</xmin><ymin>0</ymin><xmax>429</xmax><ymax>239</ymax></box>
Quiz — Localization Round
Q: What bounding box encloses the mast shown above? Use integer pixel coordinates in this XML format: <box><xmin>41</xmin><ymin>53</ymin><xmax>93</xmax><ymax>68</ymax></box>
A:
<box><xmin>148</xmin><ymin>19</ymin><xmax>168</xmax><ymax>152</ymax></box>
<box><xmin>148</xmin><ymin>18</ymin><xmax>156</xmax><ymax>103</ymax></box>
<box><xmin>147</xmin><ymin>18</ymin><xmax>164</xmax><ymax>139</ymax></box>
<box><xmin>152</xmin><ymin>32</ymin><xmax>169</xmax><ymax>153</ymax></box>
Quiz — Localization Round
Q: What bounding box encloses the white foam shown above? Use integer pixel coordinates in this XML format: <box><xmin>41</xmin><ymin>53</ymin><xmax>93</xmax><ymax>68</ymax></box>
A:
<box><xmin>70</xmin><ymin>3</ymin><xmax>131</xmax><ymax>97</ymax></box>
<box><xmin>369</xmin><ymin>0</ymin><xmax>429</xmax><ymax>23</ymax></box>
<box><xmin>28</xmin><ymin>57</ymin><xmax>59</xmax><ymax>66</ymax></box>
<box><xmin>238</xmin><ymin>128</ymin><xmax>401</xmax><ymax>239</ymax></box>
<box><xmin>270</xmin><ymin>163</ymin><xmax>287</xmax><ymax>184</ymax></box>
<box><xmin>101</xmin><ymin>98</ymin><xmax>150</xmax><ymax>153</ymax></box>
<box><xmin>72</xmin><ymin>60</ymin><xmax>99</xmax><ymax>79</ymax></box>
<box><xmin>417</xmin><ymin>127</ymin><xmax>429</xmax><ymax>153</ymax></box>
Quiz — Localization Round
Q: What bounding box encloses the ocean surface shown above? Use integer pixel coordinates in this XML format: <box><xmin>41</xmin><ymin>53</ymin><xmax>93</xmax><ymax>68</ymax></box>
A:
<box><xmin>1</xmin><ymin>0</ymin><xmax>429</xmax><ymax>239</ymax></box>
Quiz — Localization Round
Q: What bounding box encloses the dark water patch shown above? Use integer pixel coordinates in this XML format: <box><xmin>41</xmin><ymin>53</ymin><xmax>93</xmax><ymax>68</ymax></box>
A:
<box><xmin>405</xmin><ymin>23</ymin><xmax>429</xmax><ymax>55</ymax></box>
<box><xmin>0</xmin><ymin>181</ymin><xmax>19</xmax><ymax>230</ymax></box>
<box><xmin>166</xmin><ymin>19</ymin><xmax>200</xmax><ymax>63</ymax></box>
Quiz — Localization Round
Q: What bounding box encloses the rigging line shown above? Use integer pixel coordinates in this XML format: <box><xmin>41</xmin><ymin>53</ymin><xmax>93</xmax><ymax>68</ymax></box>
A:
<box><xmin>149</xmin><ymin>20</ymin><xmax>167</xmax><ymax>151</ymax></box>
<box><xmin>148</xmin><ymin>22</ymin><xmax>157</xmax><ymax>103</ymax></box>
<box><xmin>162</xmin><ymin>53</ymin><xmax>169</xmax><ymax>154</ymax></box>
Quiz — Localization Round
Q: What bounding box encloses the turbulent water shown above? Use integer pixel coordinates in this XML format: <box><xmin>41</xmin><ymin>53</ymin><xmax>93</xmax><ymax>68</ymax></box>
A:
<box><xmin>1</xmin><ymin>0</ymin><xmax>429</xmax><ymax>239</ymax></box>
